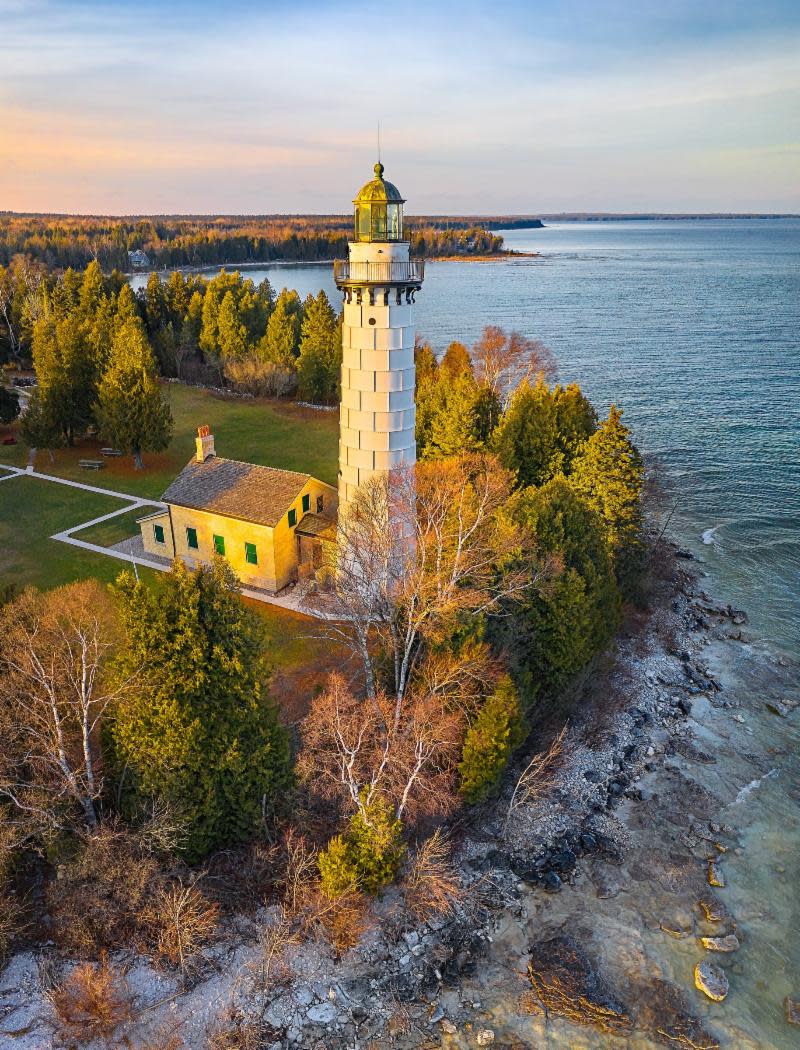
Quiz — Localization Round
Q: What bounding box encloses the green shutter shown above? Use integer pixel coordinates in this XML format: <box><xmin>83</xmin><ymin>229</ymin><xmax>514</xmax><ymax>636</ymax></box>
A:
<box><xmin>288</xmin><ymin>508</ymin><xmax>297</xmax><ymax>527</ymax></box>
<box><xmin>302</xmin><ymin>493</ymin><xmax>310</xmax><ymax>513</ymax></box>
<box><xmin>213</xmin><ymin>534</ymin><xmax>225</xmax><ymax>556</ymax></box>
<box><xmin>245</xmin><ymin>542</ymin><xmax>258</xmax><ymax>566</ymax></box>
<box><xmin>153</xmin><ymin>523</ymin><xmax>165</xmax><ymax>544</ymax></box>
<box><xmin>186</xmin><ymin>526</ymin><xmax>198</xmax><ymax>550</ymax></box>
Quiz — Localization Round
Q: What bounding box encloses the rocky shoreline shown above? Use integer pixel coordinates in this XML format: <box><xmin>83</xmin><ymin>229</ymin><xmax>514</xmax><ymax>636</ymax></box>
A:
<box><xmin>1</xmin><ymin>545</ymin><xmax>797</xmax><ymax>1049</ymax></box>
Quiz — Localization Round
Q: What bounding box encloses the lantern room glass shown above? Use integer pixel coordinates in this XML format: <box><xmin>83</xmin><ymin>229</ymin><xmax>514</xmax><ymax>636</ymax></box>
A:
<box><xmin>354</xmin><ymin>202</ymin><xmax>404</xmax><ymax>243</ymax></box>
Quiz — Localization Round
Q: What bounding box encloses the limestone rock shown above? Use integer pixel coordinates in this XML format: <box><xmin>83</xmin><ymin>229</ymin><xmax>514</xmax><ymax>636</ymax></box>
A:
<box><xmin>785</xmin><ymin>997</ymin><xmax>800</xmax><ymax>1025</ymax></box>
<box><xmin>694</xmin><ymin>960</ymin><xmax>729</xmax><ymax>1001</ymax></box>
<box><xmin>475</xmin><ymin>1029</ymin><xmax>495</xmax><ymax>1046</ymax></box>
<box><xmin>698</xmin><ymin>896</ymin><xmax>726</xmax><ymax>923</ymax></box>
<box><xmin>701</xmin><ymin>934</ymin><xmax>739</xmax><ymax>952</ymax></box>
<box><xmin>707</xmin><ymin>860</ymin><xmax>725</xmax><ymax>887</ymax></box>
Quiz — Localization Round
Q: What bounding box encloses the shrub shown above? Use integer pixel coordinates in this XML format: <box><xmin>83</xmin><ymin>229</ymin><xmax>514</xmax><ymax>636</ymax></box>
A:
<box><xmin>404</xmin><ymin>830</ymin><xmax>462</xmax><ymax>922</ymax></box>
<box><xmin>458</xmin><ymin>675</ymin><xmax>526</xmax><ymax>802</ymax></box>
<box><xmin>318</xmin><ymin>794</ymin><xmax>406</xmax><ymax>897</ymax></box>
<box><xmin>150</xmin><ymin>882</ymin><xmax>220</xmax><ymax>975</ymax></box>
<box><xmin>49</xmin><ymin>955</ymin><xmax>131</xmax><ymax>1043</ymax></box>
<box><xmin>318</xmin><ymin>835</ymin><xmax>358</xmax><ymax>899</ymax></box>
<box><xmin>224</xmin><ymin>354</ymin><xmax>297</xmax><ymax>397</ymax></box>
<box><xmin>46</xmin><ymin>823</ymin><xmax>161</xmax><ymax>956</ymax></box>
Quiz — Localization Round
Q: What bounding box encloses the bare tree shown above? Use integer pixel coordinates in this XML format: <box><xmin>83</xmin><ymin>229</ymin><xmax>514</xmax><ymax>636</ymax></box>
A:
<box><xmin>503</xmin><ymin>725</ymin><xmax>567</xmax><ymax>835</ymax></box>
<box><xmin>303</xmin><ymin>455</ymin><xmax>555</xmax><ymax>826</ymax></box>
<box><xmin>0</xmin><ymin>582</ymin><xmax>132</xmax><ymax>834</ymax></box>
<box><xmin>473</xmin><ymin>325</ymin><xmax>556</xmax><ymax>406</ymax></box>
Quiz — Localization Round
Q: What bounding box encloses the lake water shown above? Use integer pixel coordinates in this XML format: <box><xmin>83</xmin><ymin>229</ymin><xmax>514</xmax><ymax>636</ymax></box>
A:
<box><xmin>132</xmin><ymin>219</ymin><xmax>800</xmax><ymax>654</ymax></box>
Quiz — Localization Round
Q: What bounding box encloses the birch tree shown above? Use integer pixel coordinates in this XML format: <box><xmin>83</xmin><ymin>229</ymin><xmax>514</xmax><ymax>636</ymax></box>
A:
<box><xmin>0</xmin><ymin>582</ymin><xmax>129</xmax><ymax>836</ymax></box>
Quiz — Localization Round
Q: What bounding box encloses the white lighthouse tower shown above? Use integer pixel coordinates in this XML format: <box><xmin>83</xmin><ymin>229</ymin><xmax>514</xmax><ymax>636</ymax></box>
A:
<box><xmin>334</xmin><ymin>163</ymin><xmax>424</xmax><ymax>509</ymax></box>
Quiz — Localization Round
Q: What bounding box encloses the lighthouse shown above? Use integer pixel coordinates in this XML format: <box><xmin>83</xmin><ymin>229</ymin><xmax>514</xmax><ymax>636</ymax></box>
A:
<box><xmin>334</xmin><ymin>163</ymin><xmax>424</xmax><ymax>510</ymax></box>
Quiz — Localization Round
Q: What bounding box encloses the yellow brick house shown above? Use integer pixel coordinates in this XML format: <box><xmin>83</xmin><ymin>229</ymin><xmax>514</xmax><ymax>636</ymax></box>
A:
<box><xmin>139</xmin><ymin>428</ymin><xmax>337</xmax><ymax>593</ymax></box>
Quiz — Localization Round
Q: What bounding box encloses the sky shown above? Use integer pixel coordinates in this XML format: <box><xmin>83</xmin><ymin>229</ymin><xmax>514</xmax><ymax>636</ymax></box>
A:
<box><xmin>1</xmin><ymin>0</ymin><xmax>798</xmax><ymax>215</ymax></box>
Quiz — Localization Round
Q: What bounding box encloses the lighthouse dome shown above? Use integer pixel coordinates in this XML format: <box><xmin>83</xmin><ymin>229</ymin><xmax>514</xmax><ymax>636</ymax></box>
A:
<box><xmin>354</xmin><ymin>162</ymin><xmax>405</xmax><ymax>204</ymax></box>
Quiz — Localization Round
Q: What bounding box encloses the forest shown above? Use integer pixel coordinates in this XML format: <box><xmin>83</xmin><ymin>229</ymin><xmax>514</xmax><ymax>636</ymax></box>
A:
<box><xmin>0</xmin><ymin>213</ymin><xmax>506</xmax><ymax>271</ymax></box>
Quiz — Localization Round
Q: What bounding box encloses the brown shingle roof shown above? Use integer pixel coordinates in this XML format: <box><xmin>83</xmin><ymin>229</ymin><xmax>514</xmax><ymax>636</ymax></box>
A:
<box><xmin>295</xmin><ymin>513</ymin><xmax>337</xmax><ymax>542</ymax></box>
<box><xmin>162</xmin><ymin>456</ymin><xmax>312</xmax><ymax>528</ymax></box>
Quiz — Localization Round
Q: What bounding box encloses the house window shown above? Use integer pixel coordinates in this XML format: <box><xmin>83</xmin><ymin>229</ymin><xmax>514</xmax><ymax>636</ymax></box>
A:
<box><xmin>153</xmin><ymin>523</ymin><xmax>165</xmax><ymax>545</ymax></box>
<box><xmin>316</xmin><ymin>495</ymin><xmax>324</xmax><ymax>513</ymax></box>
<box><xmin>186</xmin><ymin>526</ymin><xmax>198</xmax><ymax>550</ymax></box>
<box><xmin>213</xmin><ymin>534</ymin><xmax>225</xmax><ymax>556</ymax></box>
<box><xmin>302</xmin><ymin>493</ymin><xmax>310</xmax><ymax>513</ymax></box>
<box><xmin>245</xmin><ymin>542</ymin><xmax>258</xmax><ymax>566</ymax></box>
<box><xmin>288</xmin><ymin>508</ymin><xmax>297</xmax><ymax>527</ymax></box>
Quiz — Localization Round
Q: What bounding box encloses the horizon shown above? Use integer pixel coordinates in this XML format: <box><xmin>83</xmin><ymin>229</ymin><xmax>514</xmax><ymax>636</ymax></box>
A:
<box><xmin>1</xmin><ymin>0</ymin><xmax>798</xmax><ymax>215</ymax></box>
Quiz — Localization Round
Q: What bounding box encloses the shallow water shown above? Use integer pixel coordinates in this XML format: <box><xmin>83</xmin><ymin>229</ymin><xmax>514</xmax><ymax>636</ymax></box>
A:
<box><xmin>133</xmin><ymin>218</ymin><xmax>800</xmax><ymax>653</ymax></box>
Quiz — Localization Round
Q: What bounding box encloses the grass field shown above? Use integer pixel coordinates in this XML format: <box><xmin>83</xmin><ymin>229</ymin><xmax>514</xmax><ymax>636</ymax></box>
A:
<box><xmin>0</xmin><ymin>383</ymin><xmax>339</xmax><ymax>500</ymax></box>
<box><xmin>0</xmin><ymin>475</ymin><xmax>158</xmax><ymax>591</ymax></box>
<box><xmin>0</xmin><ymin>389</ymin><xmax>344</xmax><ymax>714</ymax></box>
<box><xmin>75</xmin><ymin>504</ymin><xmax>164</xmax><ymax>547</ymax></box>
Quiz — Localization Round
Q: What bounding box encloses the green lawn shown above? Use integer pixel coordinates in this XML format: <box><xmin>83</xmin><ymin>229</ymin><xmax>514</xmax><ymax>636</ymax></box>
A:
<box><xmin>0</xmin><ymin>475</ymin><xmax>158</xmax><ymax>592</ymax></box>
<box><xmin>0</xmin><ymin>390</ymin><xmax>343</xmax><ymax>705</ymax></box>
<box><xmin>0</xmin><ymin>384</ymin><xmax>339</xmax><ymax>500</ymax></box>
<box><xmin>75</xmin><ymin>504</ymin><xmax>163</xmax><ymax>547</ymax></box>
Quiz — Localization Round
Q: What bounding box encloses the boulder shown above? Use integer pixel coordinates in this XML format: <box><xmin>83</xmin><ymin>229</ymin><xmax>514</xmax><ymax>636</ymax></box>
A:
<box><xmin>785</xmin><ymin>997</ymin><xmax>800</xmax><ymax>1025</ymax></box>
<box><xmin>707</xmin><ymin>861</ymin><xmax>725</xmax><ymax>887</ymax></box>
<box><xmin>694</xmin><ymin>960</ymin><xmax>729</xmax><ymax>1001</ymax></box>
<box><xmin>701</xmin><ymin>934</ymin><xmax>739</xmax><ymax>952</ymax></box>
<box><xmin>475</xmin><ymin>1030</ymin><xmax>495</xmax><ymax>1046</ymax></box>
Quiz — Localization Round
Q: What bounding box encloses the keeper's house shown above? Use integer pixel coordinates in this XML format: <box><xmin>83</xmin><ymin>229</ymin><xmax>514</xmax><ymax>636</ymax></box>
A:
<box><xmin>139</xmin><ymin>427</ymin><xmax>337</xmax><ymax>593</ymax></box>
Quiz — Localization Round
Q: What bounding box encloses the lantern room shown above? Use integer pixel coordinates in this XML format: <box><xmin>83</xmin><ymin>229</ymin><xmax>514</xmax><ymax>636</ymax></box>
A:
<box><xmin>353</xmin><ymin>162</ymin><xmax>405</xmax><ymax>242</ymax></box>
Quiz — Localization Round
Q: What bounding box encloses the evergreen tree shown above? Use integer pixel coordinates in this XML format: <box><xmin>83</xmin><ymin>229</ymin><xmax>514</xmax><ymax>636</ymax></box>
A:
<box><xmin>569</xmin><ymin>405</ymin><xmax>644</xmax><ymax>591</ymax></box>
<box><xmin>553</xmin><ymin>383</ymin><xmax>597</xmax><ymax>472</ymax></box>
<box><xmin>493</xmin><ymin>378</ymin><xmax>560</xmax><ymax>489</ymax></box>
<box><xmin>19</xmin><ymin>390</ymin><xmax>61</xmax><ymax>455</ymax></box>
<box><xmin>114</xmin><ymin>283</ymin><xmax>140</xmax><ymax>326</ymax></box>
<box><xmin>0</xmin><ymin>386</ymin><xmax>20</xmax><ymax>424</ymax></box>
<box><xmin>95</xmin><ymin>316</ymin><xmax>172</xmax><ymax>469</ymax></box>
<box><xmin>297</xmin><ymin>290</ymin><xmax>341</xmax><ymax>403</ymax></box>
<box><xmin>216</xmin><ymin>290</ymin><xmax>249</xmax><ymax>359</ymax></box>
<box><xmin>144</xmin><ymin>272</ymin><xmax>169</xmax><ymax>337</ymax></box>
<box><xmin>77</xmin><ymin>260</ymin><xmax>105</xmax><ymax>319</ymax></box>
<box><xmin>458</xmin><ymin>676</ymin><xmax>526</xmax><ymax>803</ymax></box>
<box><xmin>496</xmin><ymin>476</ymin><xmax>622</xmax><ymax>707</ymax></box>
<box><xmin>318</xmin><ymin>792</ymin><xmax>405</xmax><ymax>897</ymax></box>
<box><xmin>110</xmin><ymin>560</ymin><xmax>292</xmax><ymax>860</ymax></box>
<box><xmin>257</xmin><ymin>288</ymin><xmax>301</xmax><ymax>368</ymax></box>
<box><xmin>422</xmin><ymin>369</ymin><xmax>481</xmax><ymax>459</ymax></box>
<box><xmin>31</xmin><ymin>314</ymin><xmax>95</xmax><ymax>445</ymax></box>
<box><xmin>414</xmin><ymin>339</ymin><xmax>438</xmax><ymax>389</ymax></box>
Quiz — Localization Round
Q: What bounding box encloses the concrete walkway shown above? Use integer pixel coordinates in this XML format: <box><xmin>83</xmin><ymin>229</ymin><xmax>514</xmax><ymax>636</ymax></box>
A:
<box><xmin>1</xmin><ymin>466</ymin><xmax>328</xmax><ymax>617</ymax></box>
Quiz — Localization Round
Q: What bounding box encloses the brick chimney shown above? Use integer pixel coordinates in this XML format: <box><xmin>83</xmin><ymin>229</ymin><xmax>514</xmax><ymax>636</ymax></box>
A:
<box><xmin>195</xmin><ymin>425</ymin><xmax>215</xmax><ymax>463</ymax></box>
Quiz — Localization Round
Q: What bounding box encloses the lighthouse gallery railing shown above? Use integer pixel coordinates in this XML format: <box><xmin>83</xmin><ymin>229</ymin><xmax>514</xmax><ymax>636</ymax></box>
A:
<box><xmin>333</xmin><ymin>259</ymin><xmax>425</xmax><ymax>286</ymax></box>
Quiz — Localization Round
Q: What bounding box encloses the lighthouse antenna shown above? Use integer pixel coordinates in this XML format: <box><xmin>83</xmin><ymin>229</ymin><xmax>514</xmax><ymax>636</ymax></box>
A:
<box><xmin>377</xmin><ymin>121</ymin><xmax>381</xmax><ymax>164</ymax></box>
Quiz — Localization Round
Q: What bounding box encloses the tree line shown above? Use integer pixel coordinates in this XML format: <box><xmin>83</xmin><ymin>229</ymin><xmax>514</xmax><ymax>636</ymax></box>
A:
<box><xmin>0</xmin><ymin>213</ymin><xmax>506</xmax><ymax>271</ymax></box>
<box><xmin>2</xmin><ymin>260</ymin><xmax>344</xmax><ymax>463</ymax></box>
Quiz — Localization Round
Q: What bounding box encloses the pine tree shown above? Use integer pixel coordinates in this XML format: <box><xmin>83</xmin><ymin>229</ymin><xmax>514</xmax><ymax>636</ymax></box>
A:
<box><xmin>414</xmin><ymin>340</ymin><xmax>438</xmax><ymax>389</ymax></box>
<box><xmin>318</xmin><ymin>792</ymin><xmax>405</xmax><ymax>897</ymax></box>
<box><xmin>458</xmin><ymin>676</ymin><xmax>526</xmax><ymax>803</ymax></box>
<box><xmin>493</xmin><ymin>378</ymin><xmax>561</xmax><ymax>488</ymax></box>
<box><xmin>95</xmin><ymin>316</ymin><xmax>172</xmax><ymax>469</ymax></box>
<box><xmin>257</xmin><ymin>289</ymin><xmax>301</xmax><ymax>368</ymax></box>
<box><xmin>77</xmin><ymin>260</ymin><xmax>105</xmax><ymax>319</ymax></box>
<box><xmin>553</xmin><ymin>383</ymin><xmax>597</xmax><ymax>471</ymax></box>
<box><xmin>114</xmin><ymin>283</ymin><xmax>140</xmax><ymax>327</ymax></box>
<box><xmin>144</xmin><ymin>272</ymin><xmax>169</xmax><ymax>337</ymax></box>
<box><xmin>110</xmin><ymin>560</ymin><xmax>292</xmax><ymax>860</ymax></box>
<box><xmin>216</xmin><ymin>290</ymin><xmax>248</xmax><ymax>360</ymax></box>
<box><xmin>496</xmin><ymin>476</ymin><xmax>622</xmax><ymax>706</ymax></box>
<box><xmin>569</xmin><ymin>405</ymin><xmax>644</xmax><ymax>590</ymax></box>
<box><xmin>297</xmin><ymin>290</ymin><xmax>341</xmax><ymax>403</ymax></box>
<box><xmin>31</xmin><ymin>314</ymin><xmax>95</xmax><ymax>445</ymax></box>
